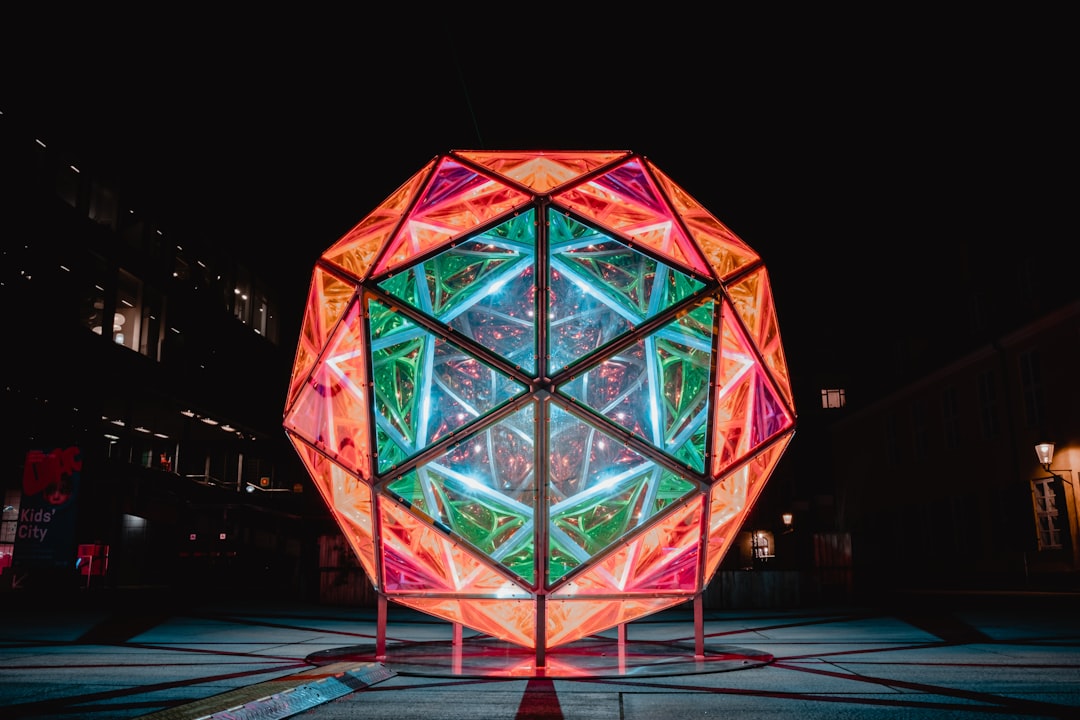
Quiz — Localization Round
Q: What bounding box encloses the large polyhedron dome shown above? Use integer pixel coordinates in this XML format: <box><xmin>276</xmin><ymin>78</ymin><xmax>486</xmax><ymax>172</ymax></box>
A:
<box><xmin>283</xmin><ymin>150</ymin><xmax>796</xmax><ymax>651</ymax></box>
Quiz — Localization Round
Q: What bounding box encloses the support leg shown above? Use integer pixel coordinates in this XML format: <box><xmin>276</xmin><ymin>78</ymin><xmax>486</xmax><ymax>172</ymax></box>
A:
<box><xmin>377</xmin><ymin>594</ymin><xmax>387</xmax><ymax>659</ymax></box>
<box><xmin>694</xmin><ymin>593</ymin><xmax>704</xmax><ymax>658</ymax></box>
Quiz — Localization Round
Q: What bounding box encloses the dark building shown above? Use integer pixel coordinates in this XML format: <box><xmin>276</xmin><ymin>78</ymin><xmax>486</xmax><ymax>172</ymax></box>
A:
<box><xmin>0</xmin><ymin>106</ymin><xmax>336</xmax><ymax>600</ymax></box>
<box><xmin>818</xmin><ymin>245</ymin><xmax>1080</xmax><ymax>597</ymax></box>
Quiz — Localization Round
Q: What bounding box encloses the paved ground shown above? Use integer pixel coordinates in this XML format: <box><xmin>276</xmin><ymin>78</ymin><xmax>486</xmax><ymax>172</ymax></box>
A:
<box><xmin>0</xmin><ymin>589</ymin><xmax>1078</xmax><ymax>720</ymax></box>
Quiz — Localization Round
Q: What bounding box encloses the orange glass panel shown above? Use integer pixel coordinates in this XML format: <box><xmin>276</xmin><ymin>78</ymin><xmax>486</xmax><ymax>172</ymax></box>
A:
<box><xmin>393</xmin><ymin>597</ymin><xmax>536</xmax><ymax>648</ymax></box>
<box><xmin>646</xmin><ymin>159</ymin><xmax>759</xmax><ymax>282</ymax></box>
<box><xmin>287</xmin><ymin>267</ymin><xmax>358</xmax><ymax>408</ymax></box>
<box><xmin>545</xmin><ymin>596</ymin><xmax>687</xmax><ymax>648</ymax></box>
<box><xmin>727</xmin><ymin>266</ymin><xmax>794</xmax><ymax>408</ymax></box>
<box><xmin>702</xmin><ymin>434</ymin><xmax>790</xmax><ymax>583</ymax></box>
<box><xmin>552</xmin><ymin>157</ymin><xmax>710</xmax><ymax>276</ymax></box>
<box><xmin>283</xmin><ymin>300</ymin><xmax>373</xmax><ymax>480</ymax></box>
<box><xmin>372</xmin><ymin>156</ymin><xmax>532</xmax><ymax>276</ymax></box>
<box><xmin>380</xmin><ymin>499</ymin><xmax>530</xmax><ymax>597</ymax></box>
<box><xmin>456</xmin><ymin>150</ymin><xmax>630</xmax><ymax>193</ymax></box>
<box><xmin>552</xmin><ymin>496</ymin><xmax>704</xmax><ymax>596</ymax></box>
<box><xmin>287</xmin><ymin>436</ymin><xmax>379</xmax><ymax>585</ymax></box>
<box><xmin>323</xmin><ymin>159</ymin><xmax>433</xmax><ymax>282</ymax></box>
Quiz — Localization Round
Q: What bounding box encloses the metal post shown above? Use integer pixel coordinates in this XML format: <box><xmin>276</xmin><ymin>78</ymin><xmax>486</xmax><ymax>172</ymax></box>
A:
<box><xmin>694</xmin><ymin>593</ymin><xmax>704</xmax><ymax>657</ymax></box>
<box><xmin>535</xmin><ymin>594</ymin><xmax>546</xmax><ymax>669</ymax></box>
<box><xmin>376</xmin><ymin>594</ymin><xmax>387</xmax><ymax>659</ymax></box>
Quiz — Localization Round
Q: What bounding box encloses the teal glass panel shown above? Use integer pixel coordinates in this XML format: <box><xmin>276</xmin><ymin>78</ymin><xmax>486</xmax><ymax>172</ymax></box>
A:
<box><xmin>387</xmin><ymin>404</ymin><xmax>538</xmax><ymax>583</ymax></box>
<box><xmin>559</xmin><ymin>301</ymin><xmax>714</xmax><ymax>469</ymax></box>
<box><xmin>368</xmin><ymin>298</ymin><xmax>527</xmax><ymax>472</ymax></box>
<box><xmin>547</xmin><ymin>209</ymin><xmax>704</xmax><ymax>373</ymax></box>
<box><xmin>387</xmin><ymin>466</ymin><xmax>534</xmax><ymax>582</ymax></box>
<box><xmin>545</xmin><ymin>404</ymin><xmax>697</xmax><ymax>583</ymax></box>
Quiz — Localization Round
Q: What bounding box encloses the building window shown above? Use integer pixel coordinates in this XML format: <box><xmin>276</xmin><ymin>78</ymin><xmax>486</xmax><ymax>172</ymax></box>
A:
<box><xmin>1031</xmin><ymin>477</ymin><xmax>1063</xmax><ymax>550</ymax></box>
<box><xmin>233</xmin><ymin>265</ymin><xmax>252</xmax><ymax>326</ymax></box>
<box><xmin>88</xmin><ymin>178</ymin><xmax>118</xmax><ymax>230</ymax></box>
<box><xmin>821</xmin><ymin>388</ymin><xmax>845</xmax><ymax>409</ymax></box>
<box><xmin>1019</xmin><ymin>350</ymin><xmax>1045</xmax><ymax>430</ymax></box>
<box><xmin>138</xmin><ymin>284</ymin><xmax>166</xmax><ymax>362</ymax></box>
<box><xmin>83</xmin><ymin>253</ymin><xmax>109</xmax><ymax>337</ymax></box>
<box><xmin>940</xmin><ymin>385</ymin><xmax>960</xmax><ymax>449</ymax></box>
<box><xmin>113</xmin><ymin>268</ymin><xmax>142</xmax><ymax>352</ymax></box>
<box><xmin>977</xmin><ymin>370</ymin><xmax>999</xmax><ymax>439</ymax></box>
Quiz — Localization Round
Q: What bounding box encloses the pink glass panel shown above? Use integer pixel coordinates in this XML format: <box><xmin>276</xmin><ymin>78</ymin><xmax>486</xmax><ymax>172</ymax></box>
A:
<box><xmin>552</xmin><ymin>158</ymin><xmax>710</xmax><ymax>276</ymax></box>
<box><xmin>380</xmin><ymin>499</ymin><xmax>530</xmax><ymax>597</ymax></box>
<box><xmin>283</xmin><ymin>299</ymin><xmax>372</xmax><ymax>480</ymax></box>
<box><xmin>372</xmin><ymin>157</ymin><xmax>532</xmax><ymax>276</ymax></box>
<box><xmin>552</xmin><ymin>496</ymin><xmax>704</xmax><ymax>596</ymax></box>
<box><xmin>288</xmin><ymin>435</ymin><xmax>380</xmax><ymax>586</ymax></box>
<box><xmin>710</xmin><ymin>299</ymin><xmax>794</xmax><ymax>478</ymax></box>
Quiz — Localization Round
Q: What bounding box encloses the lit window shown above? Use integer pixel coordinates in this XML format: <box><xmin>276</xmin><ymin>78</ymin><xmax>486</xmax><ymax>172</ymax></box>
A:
<box><xmin>821</xmin><ymin>388</ymin><xmax>845</xmax><ymax>409</ymax></box>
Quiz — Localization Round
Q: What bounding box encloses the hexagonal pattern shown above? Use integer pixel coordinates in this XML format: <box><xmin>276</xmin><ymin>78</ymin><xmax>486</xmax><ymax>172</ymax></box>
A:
<box><xmin>284</xmin><ymin>151</ymin><xmax>796</xmax><ymax>650</ymax></box>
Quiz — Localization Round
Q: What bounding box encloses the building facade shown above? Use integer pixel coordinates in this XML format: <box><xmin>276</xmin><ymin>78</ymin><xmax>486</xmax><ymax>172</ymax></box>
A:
<box><xmin>0</xmin><ymin>106</ymin><xmax>334</xmax><ymax>598</ymax></box>
<box><xmin>828</xmin><ymin>300</ymin><xmax>1080</xmax><ymax>596</ymax></box>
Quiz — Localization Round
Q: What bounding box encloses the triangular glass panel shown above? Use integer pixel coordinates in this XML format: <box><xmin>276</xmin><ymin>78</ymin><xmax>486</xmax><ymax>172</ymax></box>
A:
<box><xmin>391</xmin><ymin>597</ymin><xmax>536</xmax><ymax>649</ymax></box>
<box><xmin>287</xmin><ymin>435</ymin><xmax>380</xmax><ymax>586</ymax></box>
<box><xmin>323</xmin><ymin>160</ymin><xmax>433</xmax><ymax>282</ymax></box>
<box><xmin>456</xmin><ymin>150</ymin><xmax>629</xmax><ymax>193</ymax></box>
<box><xmin>710</xmin><ymin>300</ymin><xmax>795</xmax><ymax>477</ymax></box>
<box><xmin>559</xmin><ymin>300</ymin><xmax>714</xmax><ymax>468</ymax></box>
<box><xmin>646</xmin><ymin>159</ymin><xmax>760</xmax><ymax>282</ymax></box>
<box><xmin>373</xmin><ymin>157</ymin><xmax>532</xmax><ymax>276</ymax></box>
<box><xmin>703</xmin><ymin>432</ymin><xmax>791</xmax><ymax>584</ymax></box>
<box><xmin>283</xmin><ymin>299</ymin><xmax>373</xmax><ymax>480</ymax></box>
<box><xmin>545</xmin><ymin>404</ymin><xmax>697</xmax><ymax>584</ymax></box>
<box><xmin>367</xmin><ymin>298</ymin><xmax>527</xmax><ymax>472</ymax></box>
<box><xmin>379</xmin><ymin>498</ymin><xmax>529</xmax><ymax>597</ymax></box>
<box><xmin>727</xmin><ymin>266</ymin><xmax>794</xmax><ymax>408</ymax></box>
<box><xmin>552</xmin><ymin>496</ymin><xmax>703</xmax><ymax>596</ymax></box>
<box><xmin>553</xmin><ymin>157</ymin><xmax>709</xmax><ymax>276</ymax></box>
<box><xmin>547</xmin><ymin>209</ymin><xmax>705</xmax><ymax>374</ymax></box>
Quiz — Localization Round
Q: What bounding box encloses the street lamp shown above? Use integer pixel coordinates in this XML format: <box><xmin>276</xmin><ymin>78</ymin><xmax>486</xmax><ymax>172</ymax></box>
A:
<box><xmin>1035</xmin><ymin>442</ymin><xmax>1056</xmax><ymax>472</ymax></box>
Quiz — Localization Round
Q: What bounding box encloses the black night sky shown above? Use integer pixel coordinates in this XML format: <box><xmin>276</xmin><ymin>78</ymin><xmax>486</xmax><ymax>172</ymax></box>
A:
<box><xmin>5</xmin><ymin>8</ymin><xmax>1075</xmax><ymax>397</ymax></box>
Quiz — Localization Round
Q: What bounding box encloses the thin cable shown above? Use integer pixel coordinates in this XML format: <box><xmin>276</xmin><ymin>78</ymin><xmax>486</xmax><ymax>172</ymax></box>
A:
<box><xmin>452</xmin><ymin>49</ymin><xmax>484</xmax><ymax>149</ymax></box>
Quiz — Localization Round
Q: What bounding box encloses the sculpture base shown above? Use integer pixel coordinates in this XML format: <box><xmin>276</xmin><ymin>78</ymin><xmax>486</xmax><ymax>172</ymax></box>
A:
<box><xmin>306</xmin><ymin>637</ymin><xmax>773</xmax><ymax>678</ymax></box>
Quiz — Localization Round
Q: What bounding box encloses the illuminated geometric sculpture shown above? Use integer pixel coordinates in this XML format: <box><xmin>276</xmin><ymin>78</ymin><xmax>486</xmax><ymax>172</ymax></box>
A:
<box><xmin>283</xmin><ymin>150</ymin><xmax>795</xmax><ymax>652</ymax></box>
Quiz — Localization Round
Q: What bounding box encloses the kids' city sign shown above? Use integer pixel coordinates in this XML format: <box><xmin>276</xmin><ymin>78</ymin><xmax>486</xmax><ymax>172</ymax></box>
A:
<box><xmin>14</xmin><ymin>446</ymin><xmax>81</xmax><ymax>569</ymax></box>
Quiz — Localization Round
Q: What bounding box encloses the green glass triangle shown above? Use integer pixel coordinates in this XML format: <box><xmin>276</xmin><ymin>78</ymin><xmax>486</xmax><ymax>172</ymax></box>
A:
<box><xmin>387</xmin><ymin>404</ymin><xmax>538</xmax><ymax>583</ymax></box>
<box><xmin>558</xmin><ymin>300</ymin><xmax>714</xmax><ymax>468</ymax></box>
<box><xmin>368</xmin><ymin>298</ymin><xmax>528</xmax><ymax>473</ymax></box>
<box><xmin>547</xmin><ymin>209</ymin><xmax>705</xmax><ymax>374</ymax></box>
<box><xmin>387</xmin><ymin>466</ymin><xmax>534</xmax><ymax>583</ymax></box>
<box><xmin>545</xmin><ymin>404</ymin><xmax>697</xmax><ymax>583</ymax></box>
